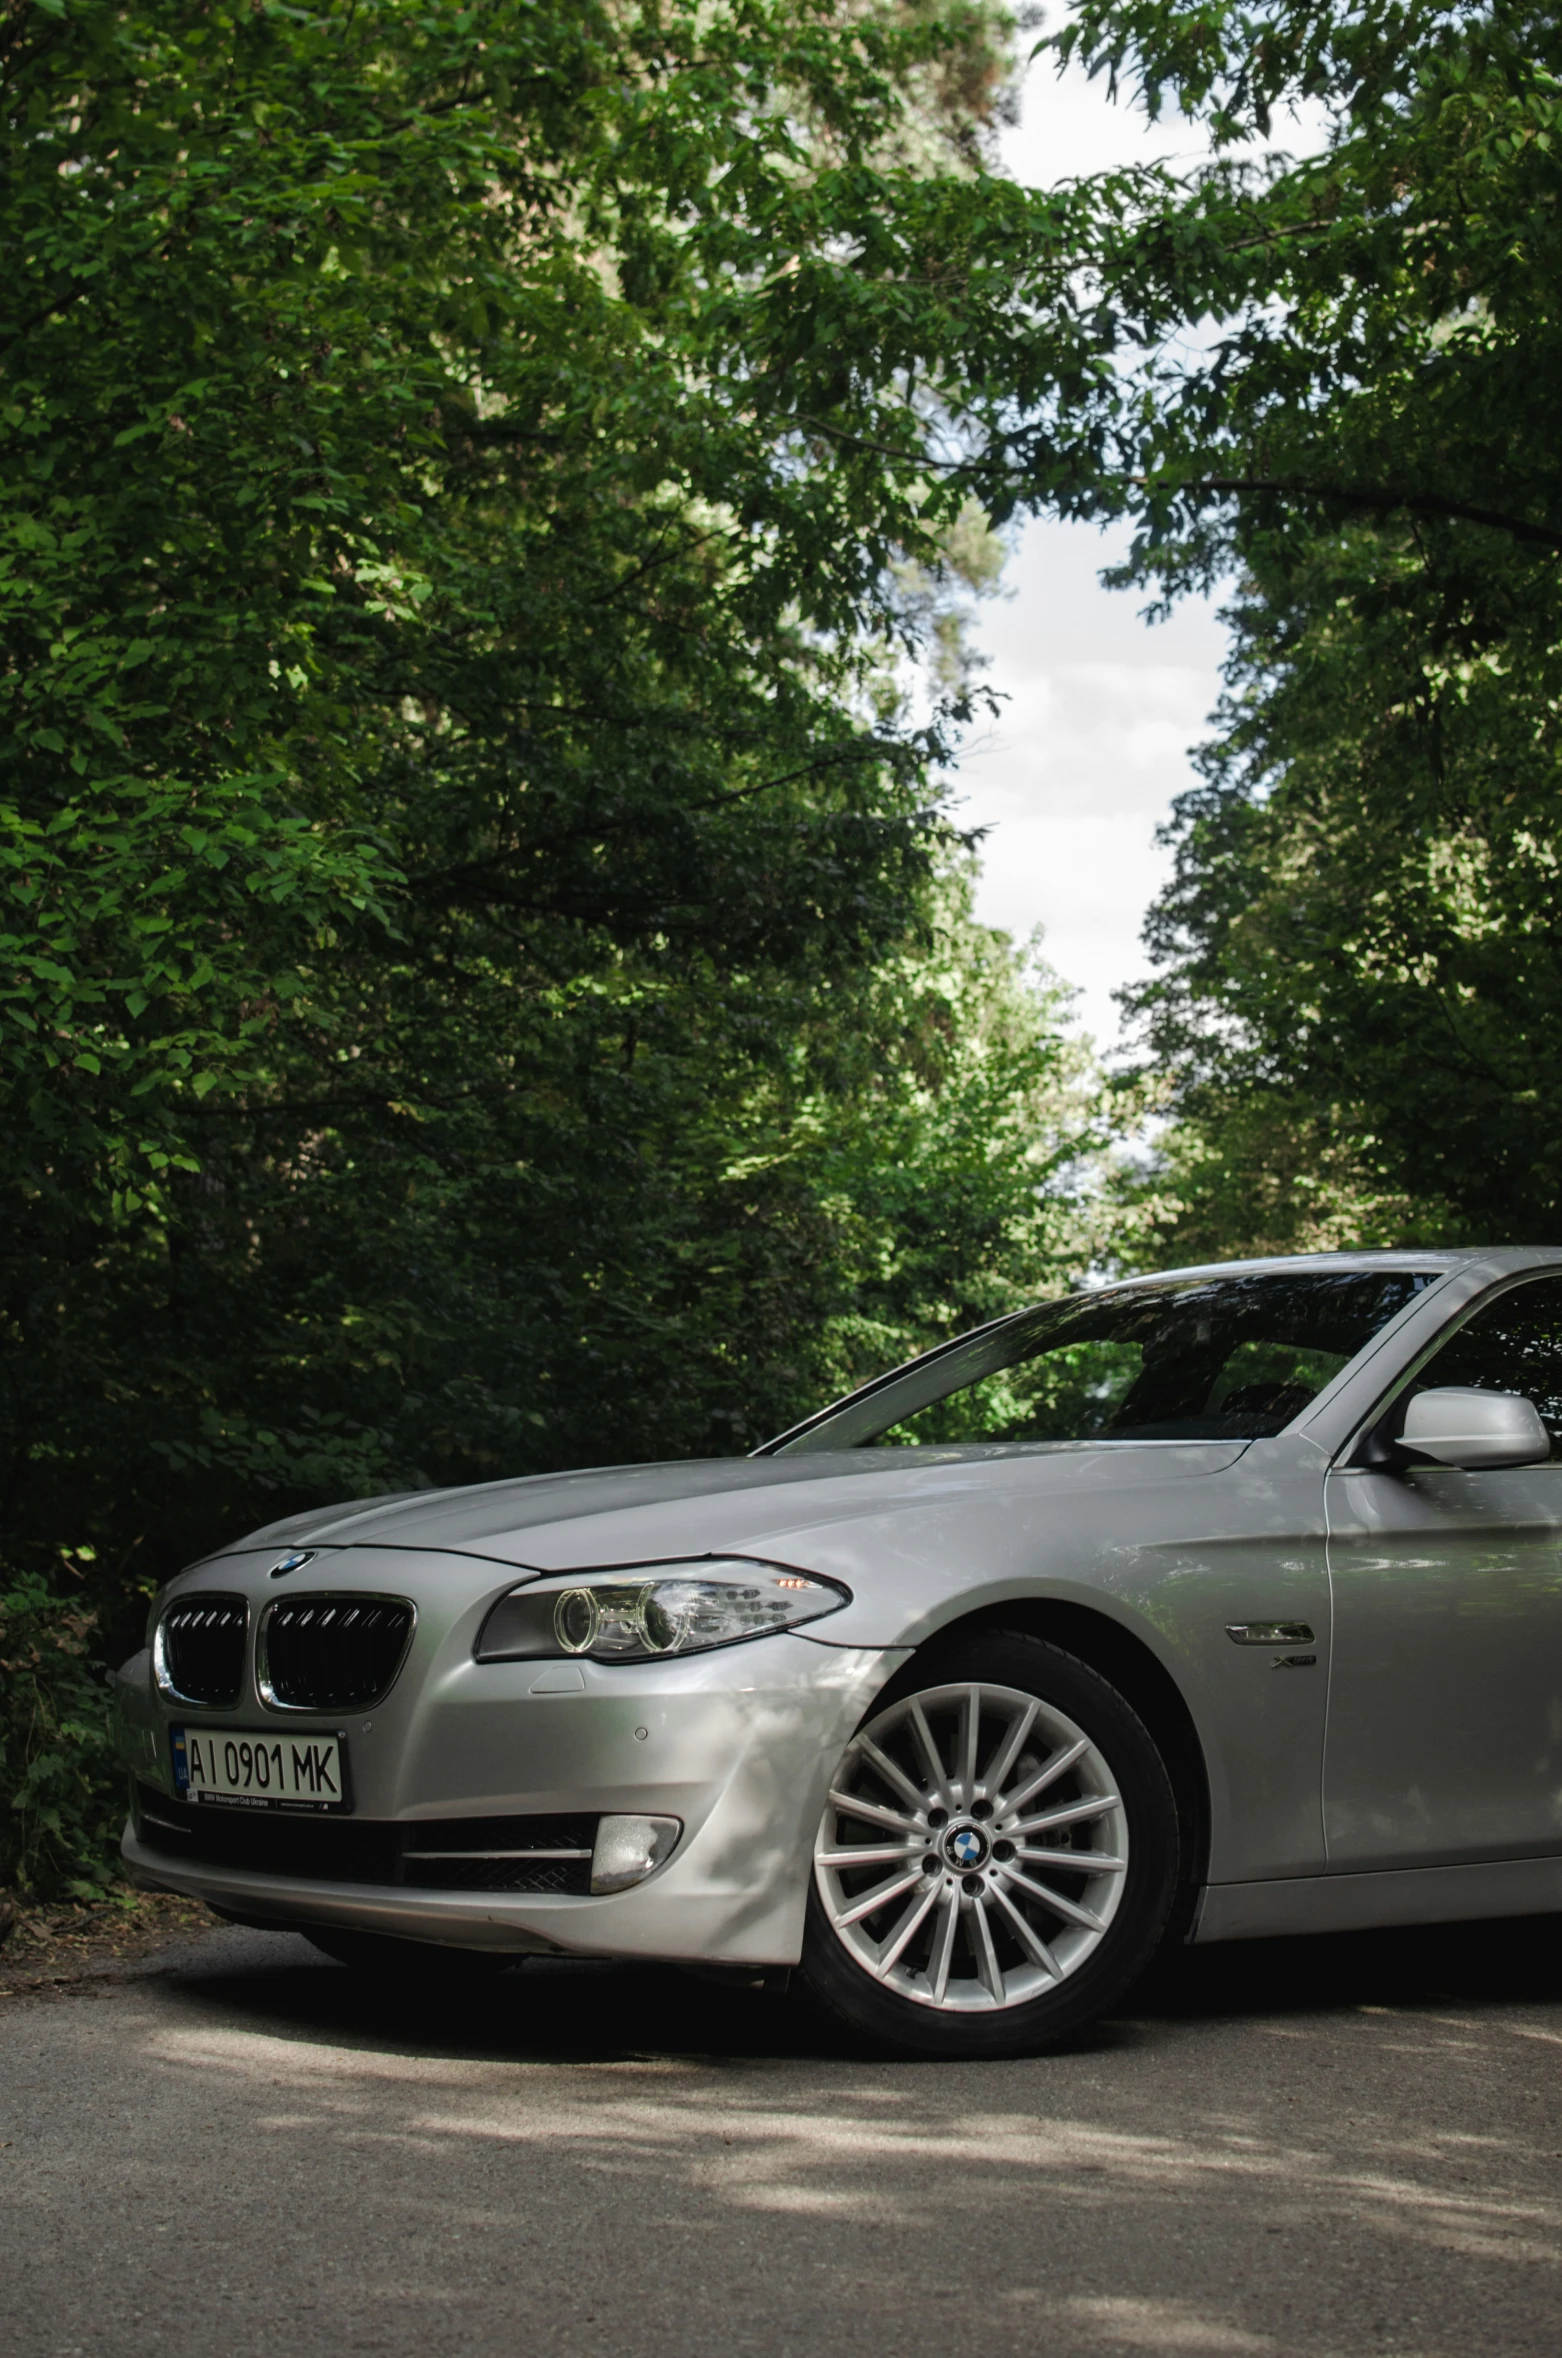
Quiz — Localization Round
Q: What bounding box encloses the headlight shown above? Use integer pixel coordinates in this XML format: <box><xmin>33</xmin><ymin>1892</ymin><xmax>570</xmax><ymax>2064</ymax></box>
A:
<box><xmin>474</xmin><ymin>1558</ymin><xmax>849</xmax><ymax>1664</ymax></box>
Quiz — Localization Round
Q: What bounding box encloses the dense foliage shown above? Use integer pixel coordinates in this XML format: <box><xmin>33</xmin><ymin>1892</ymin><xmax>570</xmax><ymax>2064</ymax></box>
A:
<box><xmin>0</xmin><ymin>0</ymin><xmax>1147</xmax><ymax>1887</ymax></box>
<box><xmin>1036</xmin><ymin>3</ymin><xmax>1562</xmax><ymax>1244</ymax></box>
<box><xmin>0</xmin><ymin>1567</ymin><xmax>118</xmax><ymax>1897</ymax></box>
<box><xmin>788</xmin><ymin>1</ymin><xmax>1562</xmax><ymax>1252</ymax></box>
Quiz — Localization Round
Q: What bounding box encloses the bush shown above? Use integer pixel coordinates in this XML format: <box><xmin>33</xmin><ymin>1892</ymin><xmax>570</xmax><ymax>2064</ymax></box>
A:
<box><xmin>0</xmin><ymin>1571</ymin><xmax>122</xmax><ymax>1898</ymax></box>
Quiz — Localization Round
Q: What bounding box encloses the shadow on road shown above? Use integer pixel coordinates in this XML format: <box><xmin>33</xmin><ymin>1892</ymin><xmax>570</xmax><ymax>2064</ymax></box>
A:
<box><xmin>10</xmin><ymin>1908</ymin><xmax>1562</xmax><ymax>2357</ymax></box>
<box><xmin>1146</xmin><ymin>1908</ymin><xmax>1562</xmax><ymax>2021</ymax></box>
<box><xmin>158</xmin><ymin>1907</ymin><xmax>1562</xmax><ymax>2067</ymax></box>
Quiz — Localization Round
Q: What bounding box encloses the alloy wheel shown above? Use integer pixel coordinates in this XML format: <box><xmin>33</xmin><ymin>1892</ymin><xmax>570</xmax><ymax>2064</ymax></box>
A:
<box><xmin>814</xmin><ymin>1679</ymin><xmax>1128</xmax><ymax>2012</ymax></box>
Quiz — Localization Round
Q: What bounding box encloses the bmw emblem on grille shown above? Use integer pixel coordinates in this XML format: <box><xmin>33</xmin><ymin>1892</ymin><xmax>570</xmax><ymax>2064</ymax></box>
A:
<box><xmin>948</xmin><ymin>1827</ymin><xmax>985</xmax><ymax>1868</ymax></box>
<box><xmin>268</xmin><ymin>1548</ymin><xmax>316</xmax><ymax>1580</ymax></box>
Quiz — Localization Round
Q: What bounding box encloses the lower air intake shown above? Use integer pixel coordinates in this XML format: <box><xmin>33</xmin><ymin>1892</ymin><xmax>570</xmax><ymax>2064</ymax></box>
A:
<box><xmin>135</xmin><ymin>1785</ymin><xmax>402</xmax><ymax>1882</ymax></box>
<box><xmin>399</xmin><ymin>1815</ymin><xmax>597</xmax><ymax>1895</ymax></box>
<box><xmin>259</xmin><ymin>1595</ymin><xmax>414</xmax><ymax>1712</ymax></box>
<box><xmin>134</xmin><ymin>1789</ymin><xmax>597</xmax><ymax>1893</ymax></box>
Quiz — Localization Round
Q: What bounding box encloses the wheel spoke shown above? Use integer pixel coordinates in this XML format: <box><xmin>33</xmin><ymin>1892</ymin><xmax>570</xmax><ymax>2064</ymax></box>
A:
<box><xmin>835</xmin><ymin>1865</ymin><xmax>926</xmax><ymax>1928</ymax></box>
<box><xmin>907</xmin><ymin>1699</ymin><xmax>956</xmax><ymax>1811</ymax></box>
<box><xmin>818</xmin><ymin>1842</ymin><xmax>924</xmax><ymax>1870</ymax></box>
<box><xmin>857</xmin><ymin>1734</ymin><xmax>929</xmax><ymax>1816</ymax></box>
<box><xmin>1017</xmin><ymin>1845</ymin><xmax>1126</xmax><ymax>1874</ymax></box>
<box><xmin>988</xmin><ymin>1877</ymin><xmax>1061</xmax><ymax>1978</ymax></box>
<box><xmin>970</xmin><ymin>1891</ymin><xmax>1006</xmax><ymax>2005</ymax></box>
<box><xmin>1002</xmin><ymin>1864</ymin><xmax>1106</xmax><ymax>1932</ymax></box>
<box><xmin>828</xmin><ymin>1787</ymin><xmax>921</xmax><ymax>1836</ymax></box>
<box><xmin>982</xmin><ymin>1697</ymin><xmax>1038</xmax><ymax>1798</ymax></box>
<box><xmin>1010</xmin><ymin>1793</ymin><xmax>1119</xmax><ymax>1837</ymax></box>
<box><xmin>957</xmin><ymin>1685</ymin><xmax>981</xmax><ymax>1803</ymax></box>
<box><xmin>926</xmin><ymin>1887</ymin><xmax>962</xmax><ymax>2003</ymax></box>
<box><xmin>1002</xmin><ymin>1734</ymin><xmax>1090</xmax><ymax>1816</ymax></box>
<box><xmin>877</xmin><ymin>1879</ymin><xmax>942</xmax><ymax>1975</ymax></box>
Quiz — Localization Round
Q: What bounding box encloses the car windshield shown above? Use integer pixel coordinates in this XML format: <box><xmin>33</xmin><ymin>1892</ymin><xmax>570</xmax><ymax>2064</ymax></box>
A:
<box><xmin>774</xmin><ymin>1268</ymin><xmax>1440</xmax><ymax>1452</ymax></box>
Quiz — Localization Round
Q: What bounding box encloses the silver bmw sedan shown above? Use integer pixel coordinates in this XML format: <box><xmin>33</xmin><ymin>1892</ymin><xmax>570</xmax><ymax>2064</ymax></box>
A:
<box><xmin>116</xmin><ymin>1246</ymin><xmax>1562</xmax><ymax>2057</ymax></box>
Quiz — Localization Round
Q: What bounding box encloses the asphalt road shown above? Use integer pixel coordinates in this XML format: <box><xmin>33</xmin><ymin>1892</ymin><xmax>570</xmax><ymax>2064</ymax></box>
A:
<box><xmin>3</xmin><ymin>1915</ymin><xmax>1562</xmax><ymax>2358</ymax></box>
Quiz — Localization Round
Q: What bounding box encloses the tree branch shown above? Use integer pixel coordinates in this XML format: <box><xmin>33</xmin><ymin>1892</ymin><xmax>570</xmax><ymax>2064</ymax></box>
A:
<box><xmin>403</xmin><ymin>740</ymin><xmax>915</xmax><ymax>890</ymax></box>
<box><xmin>791</xmin><ymin>414</ymin><xmax>1562</xmax><ymax>555</ymax></box>
<box><xmin>1180</xmin><ymin>475</ymin><xmax>1562</xmax><ymax>551</ymax></box>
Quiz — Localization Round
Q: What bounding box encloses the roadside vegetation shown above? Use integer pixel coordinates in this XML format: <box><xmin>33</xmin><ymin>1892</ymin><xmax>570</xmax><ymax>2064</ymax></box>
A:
<box><xmin>3</xmin><ymin>0</ymin><xmax>1553</xmax><ymax>1892</ymax></box>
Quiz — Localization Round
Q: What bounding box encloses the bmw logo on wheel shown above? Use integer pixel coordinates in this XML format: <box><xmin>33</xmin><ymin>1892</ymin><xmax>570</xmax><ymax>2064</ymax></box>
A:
<box><xmin>949</xmin><ymin>1827</ymin><xmax>985</xmax><ymax>1868</ymax></box>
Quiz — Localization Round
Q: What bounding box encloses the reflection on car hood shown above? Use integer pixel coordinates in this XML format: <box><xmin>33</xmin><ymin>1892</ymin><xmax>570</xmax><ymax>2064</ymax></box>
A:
<box><xmin>219</xmin><ymin>1440</ymin><xmax>1250</xmax><ymax>1573</ymax></box>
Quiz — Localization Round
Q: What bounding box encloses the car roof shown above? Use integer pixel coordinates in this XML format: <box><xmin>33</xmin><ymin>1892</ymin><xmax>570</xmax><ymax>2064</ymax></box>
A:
<box><xmin>1105</xmin><ymin>1246</ymin><xmax>1562</xmax><ymax>1287</ymax></box>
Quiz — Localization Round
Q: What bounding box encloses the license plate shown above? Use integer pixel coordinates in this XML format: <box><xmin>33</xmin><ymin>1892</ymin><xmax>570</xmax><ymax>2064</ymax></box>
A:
<box><xmin>171</xmin><ymin>1726</ymin><xmax>349</xmax><ymax>1813</ymax></box>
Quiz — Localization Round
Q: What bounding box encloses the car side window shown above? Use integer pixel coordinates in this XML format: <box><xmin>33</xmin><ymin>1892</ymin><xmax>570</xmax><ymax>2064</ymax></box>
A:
<box><xmin>1406</xmin><ymin>1276</ymin><xmax>1562</xmax><ymax>1454</ymax></box>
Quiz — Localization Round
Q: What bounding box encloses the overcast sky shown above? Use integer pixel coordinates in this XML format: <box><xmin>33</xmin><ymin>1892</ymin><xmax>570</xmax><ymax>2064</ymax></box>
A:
<box><xmin>953</xmin><ymin>50</ymin><xmax>1229</xmax><ymax>1051</ymax></box>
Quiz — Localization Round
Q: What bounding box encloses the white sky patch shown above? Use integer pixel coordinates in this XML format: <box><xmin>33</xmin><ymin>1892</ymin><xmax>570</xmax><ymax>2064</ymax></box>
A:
<box><xmin>954</xmin><ymin>42</ymin><xmax>1327</xmax><ymax>1050</ymax></box>
<box><xmin>956</xmin><ymin>516</ymin><xmax>1226</xmax><ymax>1054</ymax></box>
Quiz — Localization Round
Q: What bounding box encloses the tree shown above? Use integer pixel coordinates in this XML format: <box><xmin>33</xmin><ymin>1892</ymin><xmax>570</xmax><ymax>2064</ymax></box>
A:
<box><xmin>4</xmin><ymin>0</ymin><xmax>1019</xmax><ymax>1217</ymax></box>
<box><xmin>923</xmin><ymin>2</ymin><xmax>1562</xmax><ymax>1246</ymax></box>
<box><xmin>4</xmin><ymin>0</ymin><xmax>1147</xmax><ymax>1823</ymax></box>
<box><xmin>1131</xmin><ymin>511</ymin><xmax>1562</xmax><ymax>1248</ymax></box>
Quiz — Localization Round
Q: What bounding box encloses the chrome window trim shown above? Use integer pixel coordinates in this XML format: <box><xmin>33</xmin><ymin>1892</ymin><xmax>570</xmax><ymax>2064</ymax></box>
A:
<box><xmin>1332</xmin><ymin>1264</ymin><xmax>1562</xmax><ymax>1468</ymax></box>
<box><xmin>255</xmin><ymin>1591</ymin><xmax>417</xmax><ymax>1715</ymax></box>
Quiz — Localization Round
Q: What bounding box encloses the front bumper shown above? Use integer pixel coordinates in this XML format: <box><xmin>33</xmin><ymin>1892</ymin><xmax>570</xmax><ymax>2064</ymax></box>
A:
<box><xmin>119</xmin><ymin>1631</ymin><xmax>906</xmax><ymax>1965</ymax></box>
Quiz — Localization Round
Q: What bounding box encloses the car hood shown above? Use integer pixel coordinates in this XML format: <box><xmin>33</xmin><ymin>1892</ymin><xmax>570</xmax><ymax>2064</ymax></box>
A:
<box><xmin>220</xmin><ymin>1439</ymin><xmax>1250</xmax><ymax>1574</ymax></box>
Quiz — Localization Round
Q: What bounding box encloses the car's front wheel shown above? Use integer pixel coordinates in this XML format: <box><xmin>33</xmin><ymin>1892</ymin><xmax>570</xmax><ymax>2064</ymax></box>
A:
<box><xmin>801</xmin><ymin>1633</ymin><xmax>1180</xmax><ymax>2058</ymax></box>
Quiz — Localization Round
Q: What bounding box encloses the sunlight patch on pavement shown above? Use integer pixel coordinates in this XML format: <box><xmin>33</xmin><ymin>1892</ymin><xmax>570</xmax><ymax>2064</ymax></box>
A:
<box><xmin>139</xmin><ymin>2015</ymin><xmax>1562</xmax><ymax>2267</ymax></box>
<box><xmin>1063</xmin><ymin>2295</ymin><xmax>1274</xmax><ymax>2351</ymax></box>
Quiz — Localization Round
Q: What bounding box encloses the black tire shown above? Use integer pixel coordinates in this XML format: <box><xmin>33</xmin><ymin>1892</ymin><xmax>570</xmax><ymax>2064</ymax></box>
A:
<box><xmin>800</xmin><ymin>1632</ymin><xmax>1180</xmax><ymax>2059</ymax></box>
<box><xmin>303</xmin><ymin>1927</ymin><xmax>520</xmax><ymax>1982</ymax></box>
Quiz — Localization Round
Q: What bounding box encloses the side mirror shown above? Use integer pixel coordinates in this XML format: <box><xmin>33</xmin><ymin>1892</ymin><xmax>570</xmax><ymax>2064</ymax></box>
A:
<box><xmin>1399</xmin><ymin>1387</ymin><xmax>1551</xmax><ymax>1471</ymax></box>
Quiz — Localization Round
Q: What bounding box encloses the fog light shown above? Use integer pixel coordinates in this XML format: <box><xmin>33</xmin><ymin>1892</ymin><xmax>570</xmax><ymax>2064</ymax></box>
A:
<box><xmin>591</xmin><ymin>1814</ymin><xmax>681</xmax><ymax>1893</ymax></box>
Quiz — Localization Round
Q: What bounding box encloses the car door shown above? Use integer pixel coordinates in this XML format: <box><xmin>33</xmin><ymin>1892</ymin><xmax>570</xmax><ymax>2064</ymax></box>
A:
<box><xmin>1323</xmin><ymin>1272</ymin><xmax>1562</xmax><ymax>1870</ymax></box>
